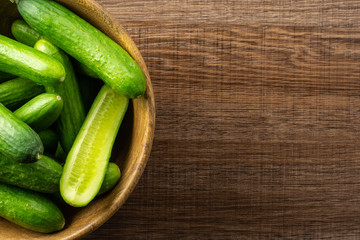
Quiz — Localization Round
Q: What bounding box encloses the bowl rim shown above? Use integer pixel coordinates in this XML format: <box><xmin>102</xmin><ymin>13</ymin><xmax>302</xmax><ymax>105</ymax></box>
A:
<box><xmin>8</xmin><ymin>0</ymin><xmax>155</xmax><ymax>239</ymax></box>
<box><xmin>61</xmin><ymin>1</ymin><xmax>156</xmax><ymax>239</ymax></box>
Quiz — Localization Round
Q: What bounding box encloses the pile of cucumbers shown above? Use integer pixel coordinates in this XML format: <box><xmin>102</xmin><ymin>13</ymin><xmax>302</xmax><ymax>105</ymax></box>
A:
<box><xmin>0</xmin><ymin>0</ymin><xmax>145</xmax><ymax>233</ymax></box>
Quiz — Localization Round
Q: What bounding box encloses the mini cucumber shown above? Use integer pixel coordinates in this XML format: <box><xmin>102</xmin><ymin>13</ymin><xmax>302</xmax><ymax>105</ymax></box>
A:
<box><xmin>16</xmin><ymin>0</ymin><xmax>146</xmax><ymax>98</ymax></box>
<box><xmin>98</xmin><ymin>162</ymin><xmax>121</xmax><ymax>195</ymax></box>
<box><xmin>52</xmin><ymin>163</ymin><xmax>121</xmax><ymax>204</ymax></box>
<box><xmin>12</xmin><ymin>20</ymin><xmax>98</xmax><ymax>79</ymax></box>
<box><xmin>0</xmin><ymin>34</ymin><xmax>65</xmax><ymax>85</ymax></box>
<box><xmin>11</xmin><ymin>19</ymin><xmax>42</xmax><ymax>47</ymax></box>
<box><xmin>0</xmin><ymin>71</ymin><xmax>14</xmax><ymax>82</ymax></box>
<box><xmin>0</xmin><ymin>183</ymin><xmax>65</xmax><ymax>233</ymax></box>
<box><xmin>60</xmin><ymin>85</ymin><xmax>128</xmax><ymax>207</ymax></box>
<box><xmin>14</xmin><ymin>93</ymin><xmax>63</xmax><ymax>132</ymax></box>
<box><xmin>38</xmin><ymin>129</ymin><xmax>58</xmax><ymax>154</ymax></box>
<box><xmin>0</xmin><ymin>155</ymin><xmax>62</xmax><ymax>193</ymax></box>
<box><xmin>0</xmin><ymin>103</ymin><xmax>43</xmax><ymax>163</ymax></box>
<box><xmin>35</xmin><ymin>39</ymin><xmax>86</xmax><ymax>153</ymax></box>
<box><xmin>0</xmin><ymin>77</ymin><xmax>45</xmax><ymax>110</ymax></box>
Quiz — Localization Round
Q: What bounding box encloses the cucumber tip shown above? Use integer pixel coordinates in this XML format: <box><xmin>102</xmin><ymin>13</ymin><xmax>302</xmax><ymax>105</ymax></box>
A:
<box><xmin>56</xmin><ymin>95</ymin><xmax>62</xmax><ymax>101</ymax></box>
<box><xmin>60</xmin><ymin>220</ymin><xmax>65</xmax><ymax>230</ymax></box>
<box><xmin>59</xmin><ymin>76</ymin><xmax>65</xmax><ymax>82</ymax></box>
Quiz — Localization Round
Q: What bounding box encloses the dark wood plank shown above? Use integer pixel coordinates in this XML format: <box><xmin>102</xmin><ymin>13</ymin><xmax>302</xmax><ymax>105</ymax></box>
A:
<box><xmin>84</xmin><ymin>1</ymin><xmax>360</xmax><ymax>239</ymax></box>
<box><xmin>98</xmin><ymin>0</ymin><xmax>360</xmax><ymax>27</ymax></box>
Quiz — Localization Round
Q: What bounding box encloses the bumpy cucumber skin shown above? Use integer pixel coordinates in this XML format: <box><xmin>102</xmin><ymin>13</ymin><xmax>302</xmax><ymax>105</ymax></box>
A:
<box><xmin>60</xmin><ymin>85</ymin><xmax>128</xmax><ymax>207</ymax></box>
<box><xmin>13</xmin><ymin>20</ymin><xmax>99</xmax><ymax>79</ymax></box>
<box><xmin>18</xmin><ymin>0</ymin><xmax>146</xmax><ymax>98</ymax></box>
<box><xmin>0</xmin><ymin>155</ymin><xmax>62</xmax><ymax>193</ymax></box>
<box><xmin>38</xmin><ymin>129</ymin><xmax>58</xmax><ymax>154</ymax></box>
<box><xmin>0</xmin><ymin>103</ymin><xmax>43</xmax><ymax>163</ymax></box>
<box><xmin>0</xmin><ymin>77</ymin><xmax>45</xmax><ymax>110</ymax></box>
<box><xmin>14</xmin><ymin>93</ymin><xmax>63</xmax><ymax>132</ymax></box>
<box><xmin>0</xmin><ymin>34</ymin><xmax>65</xmax><ymax>85</ymax></box>
<box><xmin>98</xmin><ymin>162</ymin><xmax>121</xmax><ymax>195</ymax></box>
<box><xmin>11</xmin><ymin>19</ymin><xmax>42</xmax><ymax>47</ymax></box>
<box><xmin>0</xmin><ymin>183</ymin><xmax>65</xmax><ymax>233</ymax></box>
<box><xmin>35</xmin><ymin>39</ymin><xmax>86</xmax><ymax>153</ymax></box>
<box><xmin>0</xmin><ymin>71</ymin><xmax>14</xmax><ymax>83</ymax></box>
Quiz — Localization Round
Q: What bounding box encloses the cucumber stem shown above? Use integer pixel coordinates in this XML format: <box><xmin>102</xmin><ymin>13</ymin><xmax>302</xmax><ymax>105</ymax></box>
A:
<box><xmin>10</xmin><ymin>0</ymin><xmax>19</xmax><ymax>4</ymax></box>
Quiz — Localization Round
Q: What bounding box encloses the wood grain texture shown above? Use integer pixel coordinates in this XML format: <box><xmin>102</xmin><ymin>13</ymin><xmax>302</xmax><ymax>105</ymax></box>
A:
<box><xmin>2</xmin><ymin>0</ymin><xmax>359</xmax><ymax>238</ymax></box>
<box><xmin>78</xmin><ymin>0</ymin><xmax>360</xmax><ymax>239</ymax></box>
<box><xmin>96</xmin><ymin>0</ymin><xmax>360</xmax><ymax>27</ymax></box>
<box><xmin>81</xmin><ymin>0</ymin><xmax>360</xmax><ymax>239</ymax></box>
<box><xmin>0</xmin><ymin>0</ymin><xmax>154</xmax><ymax>239</ymax></box>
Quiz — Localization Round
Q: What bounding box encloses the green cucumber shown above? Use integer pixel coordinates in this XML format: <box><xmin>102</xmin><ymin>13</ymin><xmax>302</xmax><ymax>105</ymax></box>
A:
<box><xmin>0</xmin><ymin>77</ymin><xmax>45</xmax><ymax>110</ymax></box>
<box><xmin>0</xmin><ymin>71</ymin><xmax>14</xmax><ymax>82</ymax></box>
<box><xmin>12</xmin><ymin>20</ymin><xmax>98</xmax><ymax>79</ymax></box>
<box><xmin>11</xmin><ymin>19</ymin><xmax>42</xmax><ymax>47</ymax></box>
<box><xmin>98</xmin><ymin>162</ymin><xmax>121</xmax><ymax>195</ymax></box>
<box><xmin>38</xmin><ymin>129</ymin><xmax>58</xmax><ymax>154</ymax></box>
<box><xmin>60</xmin><ymin>85</ymin><xmax>128</xmax><ymax>207</ymax></box>
<box><xmin>0</xmin><ymin>183</ymin><xmax>65</xmax><ymax>233</ymax></box>
<box><xmin>0</xmin><ymin>103</ymin><xmax>43</xmax><ymax>163</ymax></box>
<box><xmin>0</xmin><ymin>155</ymin><xmax>62</xmax><ymax>193</ymax></box>
<box><xmin>14</xmin><ymin>93</ymin><xmax>63</xmax><ymax>132</ymax></box>
<box><xmin>17</xmin><ymin>0</ymin><xmax>146</xmax><ymax>98</ymax></box>
<box><xmin>0</xmin><ymin>34</ymin><xmax>65</xmax><ymax>85</ymax></box>
<box><xmin>34</xmin><ymin>39</ymin><xmax>86</xmax><ymax>153</ymax></box>
<box><xmin>52</xmin><ymin>163</ymin><xmax>121</xmax><ymax>204</ymax></box>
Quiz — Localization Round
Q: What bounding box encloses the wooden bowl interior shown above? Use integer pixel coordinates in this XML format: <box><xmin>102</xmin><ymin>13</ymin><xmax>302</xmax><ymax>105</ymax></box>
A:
<box><xmin>0</xmin><ymin>0</ymin><xmax>155</xmax><ymax>239</ymax></box>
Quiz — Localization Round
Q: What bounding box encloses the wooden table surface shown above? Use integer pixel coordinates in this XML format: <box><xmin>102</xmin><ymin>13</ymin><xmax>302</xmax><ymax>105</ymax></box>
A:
<box><xmin>84</xmin><ymin>1</ymin><xmax>360</xmax><ymax>239</ymax></box>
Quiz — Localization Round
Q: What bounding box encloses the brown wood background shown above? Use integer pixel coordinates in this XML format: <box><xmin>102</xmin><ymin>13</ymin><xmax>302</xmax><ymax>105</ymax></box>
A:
<box><xmin>84</xmin><ymin>1</ymin><xmax>360</xmax><ymax>239</ymax></box>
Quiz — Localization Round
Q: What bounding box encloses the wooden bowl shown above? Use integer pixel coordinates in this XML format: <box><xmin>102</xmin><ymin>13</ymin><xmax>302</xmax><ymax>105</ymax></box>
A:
<box><xmin>0</xmin><ymin>0</ymin><xmax>155</xmax><ymax>239</ymax></box>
